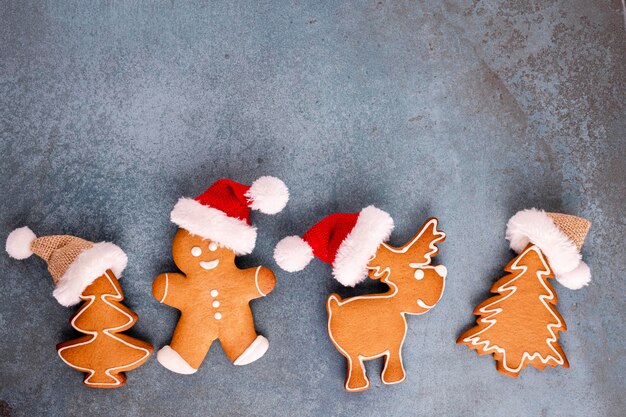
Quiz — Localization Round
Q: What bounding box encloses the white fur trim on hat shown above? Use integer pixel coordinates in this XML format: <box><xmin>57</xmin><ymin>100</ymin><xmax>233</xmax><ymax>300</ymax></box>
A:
<box><xmin>556</xmin><ymin>261</ymin><xmax>591</xmax><ymax>290</ymax></box>
<box><xmin>156</xmin><ymin>345</ymin><xmax>198</xmax><ymax>374</ymax></box>
<box><xmin>246</xmin><ymin>176</ymin><xmax>289</xmax><ymax>215</ymax></box>
<box><xmin>170</xmin><ymin>197</ymin><xmax>257</xmax><ymax>255</ymax></box>
<box><xmin>6</xmin><ymin>226</ymin><xmax>37</xmax><ymax>260</ymax></box>
<box><xmin>332</xmin><ymin>206</ymin><xmax>394</xmax><ymax>287</ymax></box>
<box><xmin>274</xmin><ymin>236</ymin><xmax>314</xmax><ymax>272</ymax></box>
<box><xmin>53</xmin><ymin>242</ymin><xmax>128</xmax><ymax>307</ymax></box>
<box><xmin>506</xmin><ymin>208</ymin><xmax>588</xmax><ymax>289</ymax></box>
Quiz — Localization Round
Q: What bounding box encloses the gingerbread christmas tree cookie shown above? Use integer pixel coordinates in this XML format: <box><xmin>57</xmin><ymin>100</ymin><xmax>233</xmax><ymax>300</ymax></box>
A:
<box><xmin>275</xmin><ymin>208</ymin><xmax>447</xmax><ymax>392</ymax></box>
<box><xmin>153</xmin><ymin>176</ymin><xmax>289</xmax><ymax>374</ymax></box>
<box><xmin>5</xmin><ymin>227</ymin><xmax>152</xmax><ymax>388</ymax></box>
<box><xmin>458</xmin><ymin>208</ymin><xmax>592</xmax><ymax>377</ymax></box>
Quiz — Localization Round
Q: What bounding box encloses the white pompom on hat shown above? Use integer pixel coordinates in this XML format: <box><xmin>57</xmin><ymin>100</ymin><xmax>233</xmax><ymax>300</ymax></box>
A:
<box><xmin>506</xmin><ymin>208</ymin><xmax>591</xmax><ymax>289</ymax></box>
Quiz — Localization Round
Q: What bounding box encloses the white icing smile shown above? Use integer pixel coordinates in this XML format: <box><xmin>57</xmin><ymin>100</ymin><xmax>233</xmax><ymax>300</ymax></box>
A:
<box><xmin>199</xmin><ymin>259</ymin><xmax>219</xmax><ymax>270</ymax></box>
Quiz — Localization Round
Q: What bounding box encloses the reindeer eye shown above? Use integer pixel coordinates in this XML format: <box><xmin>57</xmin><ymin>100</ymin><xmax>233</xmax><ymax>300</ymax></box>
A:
<box><xmin>191</xmin><ymin>247</ymin><xmax>202</xmax><ymax>257</ymax></box>
<box><xmin>414</xmin><ymin>270</ymin><xmax>424</xmax><ymax>280</ymax></box>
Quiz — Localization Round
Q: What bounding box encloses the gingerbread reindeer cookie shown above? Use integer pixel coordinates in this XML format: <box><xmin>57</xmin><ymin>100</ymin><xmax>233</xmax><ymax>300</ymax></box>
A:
<box><xmin>458</xmin><ymin>208</ymin><xmax>592</xmax><ymax>377</ymax></box>
<box><xmin>153</xmin><ymin>176</ymin><xmax>288</xmax><ymax>374</ymax></box>
<box><xmin>5</xmin><ymin>227</ymin><xmax>152</xmax><ymax>388</ymax></box>
<box><xmin>274</xmin><ymin>208</ymin><xmax>447</xmax><ymax>392</ymax></box>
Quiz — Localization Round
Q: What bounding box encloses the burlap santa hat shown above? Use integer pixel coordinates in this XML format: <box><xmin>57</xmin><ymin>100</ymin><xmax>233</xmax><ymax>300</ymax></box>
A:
<box><xmin>6</xmin><ymin>227</ymin><xmax>128</xmax><ymax>306</ymax></box>
<box><xmin>170</xmin><ymin>176</ymin><xmax>289</xmax><ymax>255</ymax></box>
<box><xmin>273</xmin><ymin>206</ymin><xmax>394</xmax><ymax>287</ymax></box>
<box><xmin>506</xmin><ymin>208</ymin><xmax>592</xmax><ymax>290</ymax></box>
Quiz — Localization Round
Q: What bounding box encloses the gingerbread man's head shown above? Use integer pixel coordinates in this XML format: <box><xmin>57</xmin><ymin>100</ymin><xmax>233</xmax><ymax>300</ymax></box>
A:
<box><xmin>172</xmin><ymin>229</ymin><xmax>236</xmax><ymax>275</ymax></box>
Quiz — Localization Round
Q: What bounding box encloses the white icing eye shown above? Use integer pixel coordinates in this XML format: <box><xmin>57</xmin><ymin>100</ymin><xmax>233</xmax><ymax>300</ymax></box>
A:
<box><xmin>191</xmin><ymin>247</ymin><xmax>202</xmax><ymax>257</ymax></box>
<box><xmin>209</xmin><ymin>242</ymin><xmax>218</xmax><ymax>252</ymax></box>
<box><xmin>414</xmin><ymin>269</ymin><xmax>425</xmax><ymax>280</ymax></box>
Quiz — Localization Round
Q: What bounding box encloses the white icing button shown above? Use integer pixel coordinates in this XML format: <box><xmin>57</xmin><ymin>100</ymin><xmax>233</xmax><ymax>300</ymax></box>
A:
<box><xmin>414</xmin><ymin>269</ymin><xmax>425</xmax><ymax>280</ymax></box>
<box><xmin>214</xmin><ymin>312</ymin><xmax>222</xmax><ymax>320</ymax></box>
<box><xmin>209</xmin><ymin>242</ymin><xmax>218</xmax><ymax>252</ymax></box>
<box><xmin>191</xmin><ymin>247</ymin><xmax>202</xmax><ymax>257</ymax></box>
<box><xmin>212</xmin><ymin>300</ymin><xmax>220</xmax><ymax>308</ymax></box>
<box><xmin>210</xmin><ymin>290</ymin><xmax>219</xmax><ymax>297</ymax></box>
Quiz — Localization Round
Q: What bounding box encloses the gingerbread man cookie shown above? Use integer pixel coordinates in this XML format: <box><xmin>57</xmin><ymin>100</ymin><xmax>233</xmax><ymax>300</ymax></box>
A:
<box><xmin>275</xmin><ymin>208</ymin><xmax>447</xmax><ymax>391</ymax></box>
<box><xmin>154</xmin><ymin>176</ymin><xmax>288</xmax><ymax>374</ymax></box>
<box><xmin>6</xmin><ymin>227</ymin><xmax>152</xmax><ymax>388</ymax></box>
<box><xmin>458</xmin><ymin>209</ymin><xmax>592</xmax><ymax>377</ymax></box>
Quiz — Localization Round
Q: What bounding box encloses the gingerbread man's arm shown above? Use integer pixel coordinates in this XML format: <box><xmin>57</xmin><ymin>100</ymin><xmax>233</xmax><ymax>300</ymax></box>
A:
<box><xmin>240</xmin><ymin>266</ymin><xmax>276</xmax><ymax>300</ymax></box>
<box><xmin>153</xmin><ymin>272</ymin><xmax>187</xmax><ymax>309</ymax></box>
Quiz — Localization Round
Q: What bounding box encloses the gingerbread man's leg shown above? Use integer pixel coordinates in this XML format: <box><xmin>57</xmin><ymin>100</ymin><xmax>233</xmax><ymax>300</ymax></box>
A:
<box><xmin>157</xmin><ymin>315</ymin><xmax>217</xmax><ymax>374</ymax></box>
<box><xmin>219</xmin><ymin>308</ymin><xmax>269</xmax><ymax>365</ymax></box>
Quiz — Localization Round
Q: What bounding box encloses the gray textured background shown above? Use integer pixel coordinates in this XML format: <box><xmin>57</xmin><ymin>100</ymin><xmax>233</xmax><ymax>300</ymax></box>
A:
<box><xmin>1</xmin><ymin>1</ymin><xmax>625</xmax><ymax>416</ymax></box>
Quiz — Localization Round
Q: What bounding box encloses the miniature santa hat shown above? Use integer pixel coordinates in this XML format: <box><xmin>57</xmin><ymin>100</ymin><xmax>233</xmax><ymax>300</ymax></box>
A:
<box><xmin>274</xmin><ymin>206</ymin><xmax>394</xmax><ymax>287</ymax></box>
<box><xmin>170</xmin><ymin>176</ymin><xmax>289</xmax><ymax>255</ymax></box>
<box><xmin>6</xmin><ymin>227</ymin><xmax>127</xmax><ymax>306</ymax></box>
<box><xmin>506</xmin><ymin>208</ymin><xmax>592</xmax><ymax>290</ymax></box>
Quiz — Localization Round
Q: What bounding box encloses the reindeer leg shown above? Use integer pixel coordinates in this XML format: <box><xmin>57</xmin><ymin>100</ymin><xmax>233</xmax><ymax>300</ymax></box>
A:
<box><xmin>381</xmin><ymin>346</ymin><xmax>406</xmax><ymax>385</ymax></box>
<box><xmin>344</xmin><ymin>354</ymin><xmax>370</xmax><ymax>392</ymax></box>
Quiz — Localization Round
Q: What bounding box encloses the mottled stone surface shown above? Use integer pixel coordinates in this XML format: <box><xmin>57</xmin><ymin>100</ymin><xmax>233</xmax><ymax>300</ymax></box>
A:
<box><xmin>1</xmin><ymin>1</ymin><xmax>624</xmax><ymax>416</ymax></box>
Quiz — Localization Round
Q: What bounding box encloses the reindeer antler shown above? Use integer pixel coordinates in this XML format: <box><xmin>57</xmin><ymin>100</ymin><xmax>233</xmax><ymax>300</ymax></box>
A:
<box><xmin>368</xmin><ymin>218</ymin><xmax>445</xmax><ymax>281</ymax></box>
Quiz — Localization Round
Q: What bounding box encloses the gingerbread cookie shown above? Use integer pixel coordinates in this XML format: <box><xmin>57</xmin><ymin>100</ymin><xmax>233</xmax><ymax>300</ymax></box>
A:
<box><xmin>5</xmin><ymin>227</ymin><xmax>153</xmax><ymax>388</ymax></box>
<box><xmin>58</xmin><ymin>270</ymin><xmax>153</xmax><ymax>387</ymax></box>
<box><xmin>275</xmin><ymin>208</ymin><xmax>447</xmax><ymax>391</ymax></box>
<box><xmin>154</xmin><ymin>176</ymin><xmax>288</xmax><ymax>374</ymax></box>
<box><xmin>457</xmin><ymin>209</ymin><xmax>591</xmax><ymax>377</ymax></box>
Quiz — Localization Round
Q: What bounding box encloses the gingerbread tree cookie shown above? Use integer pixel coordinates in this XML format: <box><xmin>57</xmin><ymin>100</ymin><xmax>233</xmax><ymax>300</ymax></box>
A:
<box><xmin>153</xmin><ymin>176</ymin><xmax>288</xmax><ymax>374</ymax></box>
<box><xmin>5</xmin><ymin>227</ymin><xmax>153</xmax><ymax>388</ymax></box>
<box><xmin>458</xmin><ymin>208</ymin><xmax>592</xmax><ymax>377</ymax></box>
<box><xmin>275</xmin><ymin>208</ymin><xmax>447</xmax><ymax>392</ymax></box>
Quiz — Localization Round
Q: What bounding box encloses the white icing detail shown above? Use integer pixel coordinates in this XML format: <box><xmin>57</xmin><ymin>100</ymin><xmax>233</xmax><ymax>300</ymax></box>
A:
<box><xmin>461</xmin><ymin>245</ymin><xmax>565</xmax><ymax>372</ymax></box>
<box><xmin>210</xmin><ymin>289</ymin><xmax>218</xmax><ymax>297</ymax></box>
<box><xmin>159</xmin><ymin>273</ymin><xmax>169</xmax><ymax>304</ymax></box>
<box><xmin>209</xmin><ymin>242</ymin><xmax>218</xmax><ymax>252</ymax></box>
<box><xmin>191</xmin><ymin>247</ymin><xmax>202</xmax><ymax>257</ymax></box>
<box><xmin>413</xmin><ymin>269</ymin><xmax>424</xmax><ymax>280</ymax></box>
<box><xmin>199</xmin><ymin>259</ymin><xmax>219</xmax><ymax>270</ymax></box>
<box><xmin>327</xmin><ymin>291</ymin><xmax>407</xmax><ymax>391</ymax></box>
<box><xmin>329</xmin><ymin>218</ymin><xmax>446</xmax><ymax>391</ymax></box>
<box><xmin>434</xmin><ymin>265</ymin><xmax>447</xmax><ymax>278</ymax></box>
<box><xmin>57</xmin><ymin>270</ymin><xmax>152</xmax><ymax>386</ymax></box>
<box><xmin>214</xmin><ymin>312</ymin><xmax>222</xmax><ymax>320</ymax></box>
<box><xmin>212</xmin><ymin>300</ymin><xmax>220</xmax><ymax>308</ymax></box>
<box><xmin>254</xmin><ymin>266</ymin><xmax>266</xmax><ymax>296</ymax></box>
<box><xmin>233</xmin><ymin>335</ymin><xmax>269</xmax><ymax>365</ymax></box>
<box><xmin>156</xmin><ymin>345</ymin><xmax>197</xmax><ymax>375</ymax></box>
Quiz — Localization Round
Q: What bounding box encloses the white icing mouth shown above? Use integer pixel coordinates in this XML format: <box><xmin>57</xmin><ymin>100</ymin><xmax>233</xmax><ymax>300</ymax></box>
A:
<box><xmin>199</xmin><ymin>260</ymin><xmax>220</xmax><ymax>270</ymax></box>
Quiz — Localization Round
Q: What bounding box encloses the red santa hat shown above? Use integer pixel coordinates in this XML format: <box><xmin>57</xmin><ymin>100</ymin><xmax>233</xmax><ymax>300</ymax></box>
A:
<box><xmin>273</xmin><ymin>206</ymin><xmax>394</xmax><ymax>287</ymax></box>
<box><xmin>506</xmin><ymin>208</ymin><xmax>592</xmax><ymax>290</ymax></box>
<box><xmin>170</xmin><ymin>176</ymin><xmax>289</xmax><ymax>255</ymax></box>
